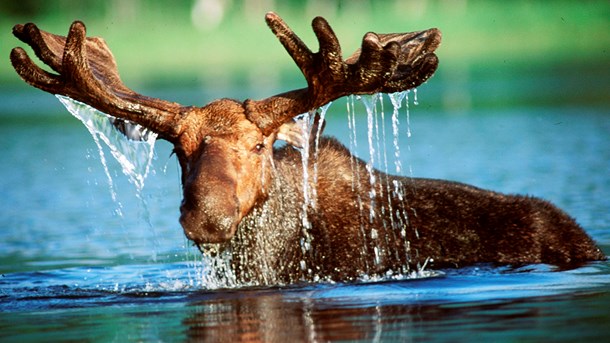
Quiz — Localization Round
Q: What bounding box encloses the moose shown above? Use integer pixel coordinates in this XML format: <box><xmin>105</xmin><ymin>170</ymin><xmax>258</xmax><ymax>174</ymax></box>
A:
<box><xmin>11</xmin><ymin>13</ymin><xmax>605</xmax><ymax>285</ymax></box>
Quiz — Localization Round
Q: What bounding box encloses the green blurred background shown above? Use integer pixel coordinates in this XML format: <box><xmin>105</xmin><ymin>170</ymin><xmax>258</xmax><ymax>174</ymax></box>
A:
<box><xmin>1</xmin><ymin>0</ymin><xmax>609</xmax><ymax>111</ymax></box>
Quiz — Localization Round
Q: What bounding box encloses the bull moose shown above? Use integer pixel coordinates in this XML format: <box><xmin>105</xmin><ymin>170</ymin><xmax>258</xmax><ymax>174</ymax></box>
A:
<box><xmin>11</xmin><ymin>13</ymin><xmax>605</xmax><ymax>285</ymax></box>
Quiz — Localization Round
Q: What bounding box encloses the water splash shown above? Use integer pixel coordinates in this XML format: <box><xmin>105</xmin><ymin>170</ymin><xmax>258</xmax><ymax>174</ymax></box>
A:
<box><xmin>196</xmin><ymin>244</ymin><xmax>237</xmax><ymax>289</ymax></box>
<box><xmin>358</xmin><ymin>93</ymin><xmax>396</xmax><ymax>266</ymax></box>
<box><xmin>346</xmin><ymin>95</ymin><xmax>361</xmax><ymax>192</ymax></box>
<box><xmin>388</xmin><ymin>91</ymin><xmax>407</xmax><ymax>174</ymax></box>
<box><xmin>359</xmin><ymin>94</ymin><xmax>381</xmax><ymax>224</ymax></box>
<box><xmin>297</xmin><ymin>110</ymin><xmax>314</xmax><ymax>215</ymax></box>
<box><xmin>57</xmin><ymin>95</ymin><xmax>162</xmax><ymax>262</ymax></box>
<box><xmin>387</xmin><ymin>91</ymin><xmax>410</xmax><ymax>262</ymax></box>
<box><xmin>296</xmin><ymin>103</ymin><xmax>332</xmax><ymax>276</ymax></box>
<box><xmin>346</xmin><ymin>90</ymin><xmax>423</xmax><ymax>275</ymax></box>
<box><xmin>413</xmin><ymin>88</ymin><xmax>419</xmax><ymax>106</ymax></box>
<box><xmin>311</xmin><ymin>102</ymin><xmax>332</xmax><ymax>207</ymax></box>
<box><xmin>56</xmin><ymin>96</ymin><xmax>157</xmax><ymax>200</ymax></box>
<box><xmin>296</xmin><ymin>109</ymin><xmax>315</xmax><ymax>263</ymax></box>
<box><xmin>346</xmin><ymin>95</ymin><xmax>371</xmax><ymax>271</ymax></box>
<box><xmin>296</xmin><ymin>102</ymin><xmax>332</xmax><ymax>211</ymax></box>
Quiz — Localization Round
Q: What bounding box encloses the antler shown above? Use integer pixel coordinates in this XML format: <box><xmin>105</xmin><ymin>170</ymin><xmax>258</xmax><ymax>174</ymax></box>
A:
<box><xmin>10</xmin><ymin>21</ymin><xmax>185</xmax><ymax>142</ymax></box>
<box><xmin>245</xmin><ymin>12</ymin><xmax>441</xmax><ymax>136</ymax></box>
<box><xmin>11</xmin><ymin>14</ymin><xmax>440</xmax><ymax>141</ymax></box>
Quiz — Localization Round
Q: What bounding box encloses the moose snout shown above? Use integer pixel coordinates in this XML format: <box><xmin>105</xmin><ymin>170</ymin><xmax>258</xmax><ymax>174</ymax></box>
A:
<box><xmin>179</xmin><ymin>192</ymin><xmax>240</xmax><ymax>244</ymax></box>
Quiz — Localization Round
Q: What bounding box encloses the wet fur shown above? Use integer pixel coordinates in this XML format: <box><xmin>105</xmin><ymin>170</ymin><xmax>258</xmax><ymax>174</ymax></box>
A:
<box><xmin>221</xmin><ymin>137</ymin><xmax>606</xmax><ymax>284</ymax></box>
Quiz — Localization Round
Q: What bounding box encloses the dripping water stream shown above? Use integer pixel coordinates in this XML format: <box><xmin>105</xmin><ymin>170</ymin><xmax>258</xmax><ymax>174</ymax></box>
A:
<box><xmin>56</xmin><ymin>95</ymin><xmax>161</xmax><ymax>259</ymax></box>
<box><xmin>298</xmin><ymin>90</ymin><xmax>423</xmax><ymax>279</ymax></box>
<box><xmin>57</xmin><ymin>96</ymin><xmax>157</xmax><ymax>202</ymax></box>
<box><xmin>296</xmin><ymin>103</ymin><xmax>332</xmax><ymax>277</ymax></box>
<box><xmin>344</xmin><ymin>91</ymin><xmax>419</xmax><ymax>274</ymax></box>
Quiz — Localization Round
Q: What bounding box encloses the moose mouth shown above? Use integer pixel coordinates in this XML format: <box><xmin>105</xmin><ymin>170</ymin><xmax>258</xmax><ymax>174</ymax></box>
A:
<box><xmin>179</xmin><ymin>207</ymin><xmax>240</xmax><ymax>245</ymax></box>
<box><xmin>196</xmin><ymin>242</ymin><xmax>229</xmax><ymax>257</ymax></box>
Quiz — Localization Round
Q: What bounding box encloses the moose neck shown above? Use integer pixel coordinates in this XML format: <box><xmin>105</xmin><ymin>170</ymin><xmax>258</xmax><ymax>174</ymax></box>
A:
<box><xmin>227</xmin><ymin>148</ymin><xmax>307</xmax><ymax>285</ymax></box>
<box><xmin>197</xmin><ymin>134</ymin><xmax>606</xmax><ymax>287</ymax></box>
<box><xmin>221</xmin><ymin>137</ymin><xmax>413</xmax><ymax>285</ymax></box>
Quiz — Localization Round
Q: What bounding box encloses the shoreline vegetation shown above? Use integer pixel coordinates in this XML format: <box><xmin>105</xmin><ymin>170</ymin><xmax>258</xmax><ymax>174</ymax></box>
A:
<box><xmin>2</xmin><ymin>1</ymin><xmax>609</xmax><ymax>110</ymax></box>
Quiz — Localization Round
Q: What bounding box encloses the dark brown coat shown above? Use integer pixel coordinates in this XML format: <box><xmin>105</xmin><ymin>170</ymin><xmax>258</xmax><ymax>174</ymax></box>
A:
<box><xmin>222</xmin><ymin>137</ymin><xmax>605</xmax><ymax>284</ymax></box>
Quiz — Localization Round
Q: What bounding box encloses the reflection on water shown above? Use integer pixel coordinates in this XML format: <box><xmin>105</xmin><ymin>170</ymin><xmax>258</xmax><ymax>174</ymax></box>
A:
<box><xmin>1</xmin><ymin>263</ymin><xmax>609</xmax><ymax>342</ymax></box>
<box><xmin>185</xmin><ymin>286</ymin><xmax>610</xmax><ymax>342</ymax></box>
<box><xmin>0</xmin><ymin>99</ymin><xmax>609</xmax><ymax>341</ymax></box>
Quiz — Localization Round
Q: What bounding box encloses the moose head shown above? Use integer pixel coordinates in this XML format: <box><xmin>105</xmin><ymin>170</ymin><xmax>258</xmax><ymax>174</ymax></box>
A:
<box><xmin>11</xmin><ymin>13</ymin><xmax>440</xmax><ymax>246</ymax></box>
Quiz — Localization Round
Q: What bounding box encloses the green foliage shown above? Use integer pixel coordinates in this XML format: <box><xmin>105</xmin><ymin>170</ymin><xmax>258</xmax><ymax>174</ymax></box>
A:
<box><xmin>2</xmin><ymin>0</ymin><xmax>609</xmax><ymax>104</ymax></box>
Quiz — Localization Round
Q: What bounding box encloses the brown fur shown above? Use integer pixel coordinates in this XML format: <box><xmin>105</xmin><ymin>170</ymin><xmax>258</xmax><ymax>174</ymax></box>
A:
<box><xmin>218</xmin><ymin>137</ymin><xmax>606</xmax><ymax>285</ymax></box>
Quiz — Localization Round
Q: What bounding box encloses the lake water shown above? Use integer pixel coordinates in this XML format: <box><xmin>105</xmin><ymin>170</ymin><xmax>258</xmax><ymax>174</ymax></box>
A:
<box><xmin>1</xmin><ymin>91</ymin><xmax>609</xmax><ymax>341</ymax></box>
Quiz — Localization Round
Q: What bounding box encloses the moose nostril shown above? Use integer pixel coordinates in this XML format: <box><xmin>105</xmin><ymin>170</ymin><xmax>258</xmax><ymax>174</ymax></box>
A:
<box><xmin>178</xmin><ymin>194</ymin><xmax>240</xmax><ymax>244</ymax></box>
<box><xmin>218</xmin><ymin>215</ymin><xmax>236</xmax><ymax>232</ymax></box>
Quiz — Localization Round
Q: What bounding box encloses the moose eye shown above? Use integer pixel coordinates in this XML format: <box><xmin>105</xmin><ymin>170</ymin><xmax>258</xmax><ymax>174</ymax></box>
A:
<box><xmin>254</xmin><ymin>143</ymin><xmax>265</xmax><ymax>153</ymax></box>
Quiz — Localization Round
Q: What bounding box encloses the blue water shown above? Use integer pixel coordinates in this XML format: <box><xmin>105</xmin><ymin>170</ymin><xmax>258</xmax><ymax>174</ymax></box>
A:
<box><xmin>1</xmin><ymin>96</ymin><xmax>609</xmax><ymax>341</ymax></box>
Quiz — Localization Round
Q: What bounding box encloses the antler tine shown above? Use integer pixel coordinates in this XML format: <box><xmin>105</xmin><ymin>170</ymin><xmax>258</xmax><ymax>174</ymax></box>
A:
<box><xmin>11</xmin><ymin>46</ymin><xmax>62</xmax><ymax>94</ymax></box>
<box><xmin>11</xmin><ymin>21</ymin><xmax>185</xmax><ymax>142</ymax></box>
<box><xmin>310</xmin><ymin>16</ymin><xmax>344</xmax><ymax>77</ymax></box>
<box><xmin>264</xmin><ymin>12</ymin><xmax>315</xmax><ymax>76</ymax></box>
<box><xmin>13</xmin><ymin>23</ymin><xmax>63</xmax><ymax>73</ymax></box>
<box><xmin>369</xmin><ymin>29</ymin><xmax>441</xmax><ymax>93</ymax></box>
<box><xmin>245</xmin><ymin>12</ymin><xmax>441</xmax><ymax>136</ymax></box>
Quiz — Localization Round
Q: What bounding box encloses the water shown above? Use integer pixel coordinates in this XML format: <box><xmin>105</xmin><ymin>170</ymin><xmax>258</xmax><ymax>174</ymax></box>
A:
<box><xmin>296</xmin><ymin>103</ymin><xmax>332</xmax><ymax>273</ymax></box>
<box><xmin>1</xmin><ymin>93</ymin><xmax>609</xmax><ymax>341</ymax></box>
<box><xmin>56</xmin><ymin>95</ymin><xmax>158</xmax><ymax>219</ymax></box>
<box><xmin>56</xmin><ymin>96</ymin><xmax>157</xmax><ymax>195</ymax></box>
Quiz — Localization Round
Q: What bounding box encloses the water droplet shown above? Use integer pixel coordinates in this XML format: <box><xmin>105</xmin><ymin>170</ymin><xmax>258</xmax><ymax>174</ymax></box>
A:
<box><xmin>413</xmin><ymin>88</ymin><xmax>419</xmax><ymax>105</ymax></box>
<box><xmin>373</xmin><ymin>246</ymin><xmax>380</xmax><ymax>265</ymax></box>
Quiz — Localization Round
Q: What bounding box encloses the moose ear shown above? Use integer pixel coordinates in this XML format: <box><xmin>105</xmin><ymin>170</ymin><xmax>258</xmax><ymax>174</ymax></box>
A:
<box><xmin>276</xmin><ymin>113</ymin><xmax>326</xmax><ymax>149</ymax></box>
<box><xmin>276</xmin><ymin>120</ymin><xmax>305</xmax><ymax>148</ymax></box>
<box><xmin>109</xmin><ymin>117</ymin><xmax>154</xmax><ymax>141</ymax></box>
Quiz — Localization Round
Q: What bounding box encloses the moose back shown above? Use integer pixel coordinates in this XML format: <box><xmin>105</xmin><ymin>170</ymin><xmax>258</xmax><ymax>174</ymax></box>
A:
<box><xmin>11</xmin><ymin>13</ymin><xmax>605</xmax><ymax>285</ymax></box>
